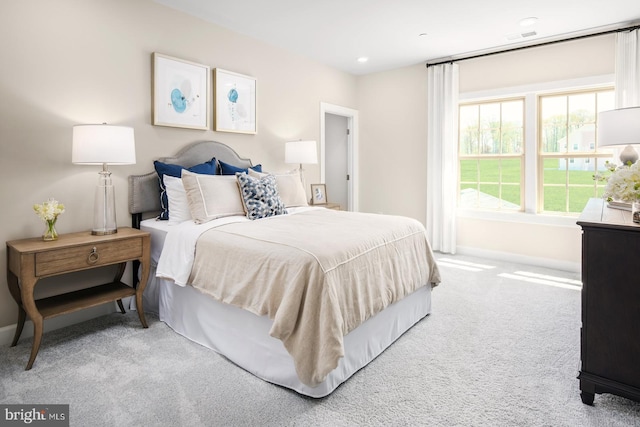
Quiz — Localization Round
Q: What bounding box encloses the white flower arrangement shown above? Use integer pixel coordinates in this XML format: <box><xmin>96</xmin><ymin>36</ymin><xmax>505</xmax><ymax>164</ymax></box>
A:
<box><xmin>594</xmin><ymin>161</ymin><xmax>640</xmax><ymax>203</ymax></box>
<box><xmin>33</xmin><ymin>198</ymin><xmax>65</xmax><ymax>222</ymax></box>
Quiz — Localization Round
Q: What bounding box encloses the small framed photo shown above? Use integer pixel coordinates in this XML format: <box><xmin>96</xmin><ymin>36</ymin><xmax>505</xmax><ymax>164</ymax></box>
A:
<box><xmin>310</xmin><ymin>184</ymin><xmax>327</xmax><ymax>205</ymax></box>
<box><xmin>152</xmin><ymin>53</ymin><xmax>210</xmax><ymax>130</ymax></box>
<box><xmin>214</xmin><ymin>68</ymin><xmax>257</xmax><ymax>134</ymax></box>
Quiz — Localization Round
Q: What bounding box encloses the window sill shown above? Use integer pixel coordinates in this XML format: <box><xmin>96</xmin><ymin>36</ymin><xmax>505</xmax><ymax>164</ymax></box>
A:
<box><xmin>456</xmin><ymin>208</ymin><xmax>580</xmax><ymax>228</ymax></box>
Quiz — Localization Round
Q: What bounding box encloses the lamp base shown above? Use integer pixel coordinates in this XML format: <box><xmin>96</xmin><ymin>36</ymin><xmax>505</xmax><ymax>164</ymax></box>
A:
<box><xmin>298</xmin><ymin>163</ymin><xmax>306</xmax><ymax>186</ymax></box>
<box><xmin>92</xmin><ymin>167</ymin><xmax>118</xmax><ymax>236</ymax></box>
<box><xmin>619</xmin><ymin>144</ymin><xmax>639</xmax><ymax>165</ymax></box>
<box><xmin>91</xmin><ymin>229</ymin><xmax>117</xmax><ymax>236</ymax></box>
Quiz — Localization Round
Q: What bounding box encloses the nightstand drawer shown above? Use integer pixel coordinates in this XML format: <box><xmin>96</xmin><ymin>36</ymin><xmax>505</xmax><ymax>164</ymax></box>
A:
<box><xmin>35</xmin><ymin>239</ymin><xmax>143</xmax><ymax>276</ymax></box>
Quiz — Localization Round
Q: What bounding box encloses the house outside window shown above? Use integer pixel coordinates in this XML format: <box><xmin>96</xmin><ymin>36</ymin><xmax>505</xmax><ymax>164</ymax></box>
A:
<box><xmin>539</xmin><ymin>89</ymin><xmax>614</xmax><ymax>213</ymax></box>
<box><xmin>458</xmin><ymin>85</ymin><xmax>614</xmax><ymax>215</ymax></box>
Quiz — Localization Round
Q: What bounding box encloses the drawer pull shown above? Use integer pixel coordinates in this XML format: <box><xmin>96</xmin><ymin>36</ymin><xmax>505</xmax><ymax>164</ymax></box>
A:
<box><xmin>87</xmin><ymin>247</ymin><xmax>99</xmax><ymax>264</ymax></box>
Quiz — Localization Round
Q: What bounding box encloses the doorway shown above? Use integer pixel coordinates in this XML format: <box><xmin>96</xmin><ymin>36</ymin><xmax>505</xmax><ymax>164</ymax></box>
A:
<box><xmin>320</xmin><ymin>102</ymin><xmax>359</xmax><ymax>211</ymax></box>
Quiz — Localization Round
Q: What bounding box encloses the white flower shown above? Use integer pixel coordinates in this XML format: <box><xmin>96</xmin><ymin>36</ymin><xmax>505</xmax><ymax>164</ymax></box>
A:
<box><xmin>599</xmin><ymin>161</ymin><xmax>640</xmax><ymax>203</ymax></box>
<box><xmin>33</xmin><ymin>198</ymin><xmax>65</xmax><ymax>222</ymax></box>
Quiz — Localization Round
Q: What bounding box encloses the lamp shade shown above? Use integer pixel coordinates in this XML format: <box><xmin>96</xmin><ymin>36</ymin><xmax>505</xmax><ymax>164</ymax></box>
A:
<box><xmin>597</xmin><ymin>107</ymin><xmax>640</xmax><ymax>148</ymax></box>
<box><xmin>285</xmin><ymin>140</ymin><xmax>318</xmax><ymax>165</ymax></box>
<box><xmin>72</xmin><ymin>124</ymin><xmax>136</xmax><ymax>165</ymax></box>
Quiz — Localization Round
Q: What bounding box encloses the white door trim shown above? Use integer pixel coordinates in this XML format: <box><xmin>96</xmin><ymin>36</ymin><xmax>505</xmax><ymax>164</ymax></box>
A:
<box><xmin>320</xmin><ymin>102</ymin><xmax>359</xmax><ymax>211</ymax></box>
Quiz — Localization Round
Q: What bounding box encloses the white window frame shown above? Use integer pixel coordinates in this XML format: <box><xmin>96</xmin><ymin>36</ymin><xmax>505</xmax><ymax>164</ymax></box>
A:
<box><xmin>459</xmin><ymin>97</ymin><xmax>526</xmax><ymax>211</ymax></box>
<box><xmin>537</xmin><ymin>88</ymin><xmax>614</xmax><ymax>214</ymax></box>
<box><xmin>458</xmin><ymin>74</ymin><xmax>614</xmax><ymax>226</ymax></box>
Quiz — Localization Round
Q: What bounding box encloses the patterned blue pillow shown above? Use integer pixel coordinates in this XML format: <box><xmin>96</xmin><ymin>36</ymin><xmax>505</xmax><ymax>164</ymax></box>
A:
<box><xmin>154</xmin><ymin>158</ymin><xmax>217</xmax><ymax>220</ymax></box>
<box><xmin>236</xmin><ymin>173</ymin><xmax>287</xmax><ymax>220</ymax></box>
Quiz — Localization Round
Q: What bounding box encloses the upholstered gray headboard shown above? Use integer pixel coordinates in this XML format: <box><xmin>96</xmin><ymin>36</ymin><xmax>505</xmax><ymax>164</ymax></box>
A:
<box><xmin>128</xmin><ymin>140</ymin><xmax>253</xmax><ymax>227</ymax></box>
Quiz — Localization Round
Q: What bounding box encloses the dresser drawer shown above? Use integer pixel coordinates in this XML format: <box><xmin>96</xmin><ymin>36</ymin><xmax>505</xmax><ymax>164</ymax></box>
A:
<box><xmin>35</xmin><ymin>239</ymin><xmax>143</xmax><ymax>277</ymax></box>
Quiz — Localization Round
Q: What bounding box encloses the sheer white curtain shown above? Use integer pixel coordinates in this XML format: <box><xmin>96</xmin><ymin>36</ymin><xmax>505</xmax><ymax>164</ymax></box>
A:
<box><xmin>426</xmin><ymin>63</ymin><xmax>459</xmax><ymax>254</ymax></box>
<box><xmin>615</xmin><ymin>29</ymin><xmax>640</xmax><ymax>107</ymax></box>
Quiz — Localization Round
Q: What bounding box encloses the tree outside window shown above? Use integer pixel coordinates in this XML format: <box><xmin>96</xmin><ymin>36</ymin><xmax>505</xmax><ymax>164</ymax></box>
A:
<box><xmin>459</xmin><ymin>98</ymin><xmax>524</xmax><ymax>210</ymax></box>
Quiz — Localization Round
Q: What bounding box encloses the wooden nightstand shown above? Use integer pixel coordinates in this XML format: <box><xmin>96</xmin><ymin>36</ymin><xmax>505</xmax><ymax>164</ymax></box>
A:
<box><xmin>6</xmin><ymin>227</ymin><xmax>150</xmax><ymax>370</ymax></box>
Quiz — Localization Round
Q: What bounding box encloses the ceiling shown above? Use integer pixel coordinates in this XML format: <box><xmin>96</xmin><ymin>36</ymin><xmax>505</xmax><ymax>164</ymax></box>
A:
<box><xmin>155</xmin><ymin>0</ymin><xmax>640</xmax><ymax>75</ymax></box>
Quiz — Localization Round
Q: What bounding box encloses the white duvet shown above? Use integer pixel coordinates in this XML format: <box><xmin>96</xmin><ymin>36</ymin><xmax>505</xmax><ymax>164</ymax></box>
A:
<box><xmin>155</xmin><ymin>207</ymin><xmax>318</xmax><ymax>286</ymax></box>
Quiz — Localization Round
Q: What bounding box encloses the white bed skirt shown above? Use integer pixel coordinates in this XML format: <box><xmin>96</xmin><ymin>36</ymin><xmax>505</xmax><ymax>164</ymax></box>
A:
<box><xmin>142</xmin><ymin>269</ymin><xmax>432</xmax><ymax>398</ymax></box>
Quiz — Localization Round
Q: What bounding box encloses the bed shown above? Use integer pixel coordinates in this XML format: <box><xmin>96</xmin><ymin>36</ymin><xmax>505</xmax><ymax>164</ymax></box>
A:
<box><xmin>128</xmin><ymin>140</ymin><xmax>441</xmax><ymax>398</ymax></box>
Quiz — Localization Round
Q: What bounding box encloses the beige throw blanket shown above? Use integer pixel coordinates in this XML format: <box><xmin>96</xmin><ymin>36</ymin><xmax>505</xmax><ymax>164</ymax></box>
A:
<box><xmin>188</xmin><ymin>209</ymin><xmax>441</xmax><ymax>387</ymax></box>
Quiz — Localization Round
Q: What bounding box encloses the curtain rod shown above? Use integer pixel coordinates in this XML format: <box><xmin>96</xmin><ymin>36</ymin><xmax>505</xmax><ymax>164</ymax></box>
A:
<box><xmin>425</xmin><ymin>24</ymin><xmax>640</xmax><ymax>68</ymax></box>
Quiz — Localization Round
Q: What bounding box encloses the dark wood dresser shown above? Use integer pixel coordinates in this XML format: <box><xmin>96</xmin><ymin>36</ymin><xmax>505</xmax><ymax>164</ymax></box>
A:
<box><xmin>577</xmin><ymin>198</ymin><xmax>640</xmax><ymax>405</ymax></box>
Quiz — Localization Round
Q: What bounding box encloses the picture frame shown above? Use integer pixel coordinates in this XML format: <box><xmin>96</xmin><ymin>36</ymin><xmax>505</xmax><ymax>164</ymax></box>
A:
<box><xmin>310</xmin><ymin>184</ymin><xmax>327</xmax><ymax>205</ymax></box>
<box><xmin>213</xmin><ymin>68</ymin><xmax>257</xmax><ymax>134</ymax></box>
<box><xmin>152</xmin><ymin>53</ymin><xmax>210</xmax><ymax>130</ymax></box>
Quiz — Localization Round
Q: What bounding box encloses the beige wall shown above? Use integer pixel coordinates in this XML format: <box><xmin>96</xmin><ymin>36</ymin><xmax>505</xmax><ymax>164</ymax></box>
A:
<box><xmin>357</xmin><ymin>63</ymin><xmax>428</xmax><ymax>220</ymax></box>
<box><xmin>0</xmin><ymin>0</ymin><xmax>356</xmax><ymax>329</ymax></box>
<box><xmin>459</xmin><ymin>35</ymin><xmax>615</xmax><ymax>92</ymax></box>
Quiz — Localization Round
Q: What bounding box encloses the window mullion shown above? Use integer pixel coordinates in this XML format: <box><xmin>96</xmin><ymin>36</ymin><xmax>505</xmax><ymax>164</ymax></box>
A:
<box><xmin>524</xmin><ymin>93</ymin><xmax>537</xmax><ymax>213</ymax></box>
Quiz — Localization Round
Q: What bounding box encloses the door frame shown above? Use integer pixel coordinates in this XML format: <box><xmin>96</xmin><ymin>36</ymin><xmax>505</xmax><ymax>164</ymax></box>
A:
<box><xmin>320</xmin><ymin>102</ymin><xmax>359</xmax><ymax>211</ymax></box>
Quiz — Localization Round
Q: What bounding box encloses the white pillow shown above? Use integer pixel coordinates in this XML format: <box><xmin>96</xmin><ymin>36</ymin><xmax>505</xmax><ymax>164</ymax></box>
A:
<box><xmin>248</xmin><ymin>169</ymin><xmax>308</xmax><ymax>208</ymax></box>
<box><xmin>164</xmin><ymin>175</ymin><xmax>192</xmax><ymax>225</ymax></box>
<box><xmin>181</xmin><ymin>170</ymin><xmax>245</xmax><ymax>224</ymax></box>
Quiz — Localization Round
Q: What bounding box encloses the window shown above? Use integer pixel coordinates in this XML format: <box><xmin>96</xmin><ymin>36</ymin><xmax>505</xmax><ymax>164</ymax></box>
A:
<box><xmin>538</xmin><ymin>89</ymin><xmax>614</xmax><ymax>213</ymax></box>
<box><xmin>459</xmin><ymin>98</ymin><xmax>524</xmax><ymax>210</ymax></box>
<box><xmin>458</xmin><ymin>85</ymin><xmax>614</xmax><ymax>215</ymax></box>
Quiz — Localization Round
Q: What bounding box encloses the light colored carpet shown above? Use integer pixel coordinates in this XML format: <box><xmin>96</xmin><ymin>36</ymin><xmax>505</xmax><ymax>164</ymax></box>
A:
<box><xmin>1</xmin><ymin>254</ymin><xmax>639</xmax><ymax>426</ymax></box>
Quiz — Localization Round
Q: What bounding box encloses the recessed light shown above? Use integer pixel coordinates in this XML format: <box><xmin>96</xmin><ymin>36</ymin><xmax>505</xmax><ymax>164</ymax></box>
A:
<box><xmin>519</xmin><ymin>17</ymin><xmax>538</xmax><ymax>27</ymax></box>
<box><xmin>357</xmin><ymin>57</ymin><xmax>369</xmax><ymax>63</ymax></box>
<box><xmin>419</xmin><ymin>32</ymin><xmax>428</xmax><ymax>37</ymax></box>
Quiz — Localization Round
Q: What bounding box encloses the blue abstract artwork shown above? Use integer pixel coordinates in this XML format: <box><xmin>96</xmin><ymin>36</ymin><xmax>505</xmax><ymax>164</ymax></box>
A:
<box><xmin>153</xmin><ymin>53</ymin><xmax>209</xmax><ymax>130</ymax></box>
<box><xmin>214</xmin><ymin>68</ymin><xmax>256</xmax><ymax>134</ymax></box>
<box><xmin>227</xmin><ymin>88</ymin><xmax>239</xmax><ymax>103</ymax></box>
<box><xmin>171</xmin><ymin>88</ymin><xmax>187</xmax><ymax>113</ymax></box>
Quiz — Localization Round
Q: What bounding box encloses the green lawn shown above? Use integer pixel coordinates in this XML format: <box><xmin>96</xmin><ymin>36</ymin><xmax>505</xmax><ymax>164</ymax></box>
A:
<box><xmin>460</xmin><ymin>158</ymin><xmax>605</xmax><ymax>213</ymax></box>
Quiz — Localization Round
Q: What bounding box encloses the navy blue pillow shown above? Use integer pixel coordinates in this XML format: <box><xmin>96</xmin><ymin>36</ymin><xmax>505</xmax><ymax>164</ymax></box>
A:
<box><xmin>219</xmin><ymin>159</ymin><xmax>262</xmax><ymax>175</ymax></box>
<box><xmin>154</xmin><ymin>157</ymin><xmax>217</xmax><ymax>220</ymax></box>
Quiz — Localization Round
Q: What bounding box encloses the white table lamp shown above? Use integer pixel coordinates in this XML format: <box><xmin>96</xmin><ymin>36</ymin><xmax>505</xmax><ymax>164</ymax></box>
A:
<box><xmin>285</xmin><ymin>140</ymin><xmax>317</xmax><ymax>186</ymax></box>
<box><xmin>72</xmin><ymin>124</ymin><xmax>136</xmax><ymax>235</ymax></box>
<box><xmin>597</xmin><ymin>107</ymin><xmax>640</xmax><ymax>165</ymax></box>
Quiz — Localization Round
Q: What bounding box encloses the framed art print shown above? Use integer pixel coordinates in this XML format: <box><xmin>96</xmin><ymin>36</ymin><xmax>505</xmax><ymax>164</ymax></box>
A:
<box><xmin>152</xmin><ymin>53</ymin><xmax>210</xmax><ymax>130</ymax></box>
<box><xmin>214</xmin><ymin>68</ymin><xmax>257</xmax><ymax>134</ymax></box>
<box><xmin>310</xmin><ymin>184</ymin><xmax>327</xmax><ymax>205</ymax></box>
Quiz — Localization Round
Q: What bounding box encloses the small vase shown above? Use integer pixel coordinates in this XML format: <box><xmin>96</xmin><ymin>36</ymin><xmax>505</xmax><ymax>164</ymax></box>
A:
<box><xmin>43</xmin><ymin>219</ymin><xmax>58</xmax><ymax>241</ymax></box>
<box><xmin>633</xmin><ymin>201</ymin><xmax>640</xmax><ymax>224</ymax></box>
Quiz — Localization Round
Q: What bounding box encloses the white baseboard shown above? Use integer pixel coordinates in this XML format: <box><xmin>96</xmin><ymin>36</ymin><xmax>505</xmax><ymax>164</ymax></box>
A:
<box><xmin>0</xmin><ymin>302</ymin><xmax>123</xmax><ymax>347</ymax></box>
<box><xmin>455</xmin><ymin>246</ymin><xmax>581</xmax><ymax>273</ymax></box>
